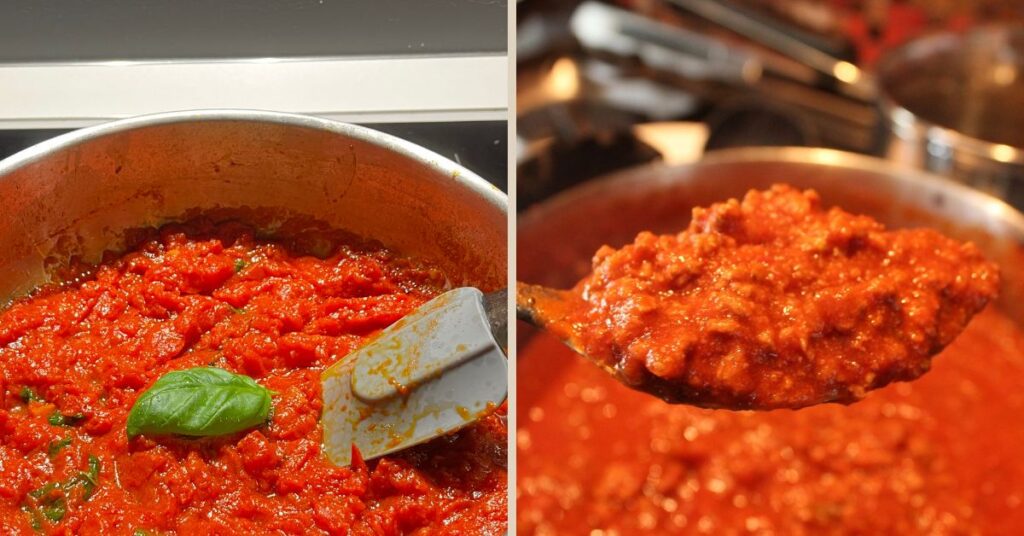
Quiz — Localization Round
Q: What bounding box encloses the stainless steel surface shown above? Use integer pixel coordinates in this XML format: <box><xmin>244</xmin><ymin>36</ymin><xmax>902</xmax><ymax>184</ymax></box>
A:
<box><xmin>0</xmin><ymin>110</ymin><xmax>507</xmax><ymax>303</ymax></box>
<box><xmin>518</xmin><ymin>147</ymin><xmax>1024</xmax><ymax>331</ymax></box>
<box><xmin>0</xmin><ymin>122</ymin><xmax>509</xmax><ymax>191</ymax></box>
<box><xmin>878</xmin><ymin>26</ymin><xmax>1024</xmax><ymax>209</ymax></box>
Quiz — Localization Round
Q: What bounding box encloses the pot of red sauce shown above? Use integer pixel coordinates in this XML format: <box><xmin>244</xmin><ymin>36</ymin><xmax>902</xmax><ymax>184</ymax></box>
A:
<box><xmin>517</xmin><ymin>147</ymin><xmax>1024</xmax><ymax>535</ymax></box>
<box><xmin>0</xmin><ymin>110</ymin><xmax>507</xmax><ymax>534</ymax></box>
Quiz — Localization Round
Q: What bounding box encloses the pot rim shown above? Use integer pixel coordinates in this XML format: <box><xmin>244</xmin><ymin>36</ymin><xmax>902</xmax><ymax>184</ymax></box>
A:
<box><xmin>519</xmin><ymin>146</ymin><xmax>1024</xmax><ymax>235</ymax></box>
<box><xmin>875</xmin><ymin>25</ymin><xmax>1024</xmax><ymax>166</ymax></box>
<box><xmin>0</xmin><ymin>108</ymin><xmax>508</xmax><ymax>213</ymax></box>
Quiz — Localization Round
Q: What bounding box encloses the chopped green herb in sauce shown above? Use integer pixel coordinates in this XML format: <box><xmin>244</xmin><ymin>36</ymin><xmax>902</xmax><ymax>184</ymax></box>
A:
<box><xmin>28</xmin><ymin>482</ymin><xmax>59</xmax><ymax>500</ymax></box>
<box><xmin>68</xmin><ymin>454</ymin><xmax>101</xmax><ymax>501</ymax></box>
<box><xmin>19</xmin><ymin>386</ymin><xmax>42</xmax><ymax>403</ymax></box>
<box><xmin>24</xmin><ymin>481</ymin><xmax>67</xmax><ymax>528</ymax></box>
<box><xmin>41</xmin><ymin>499</ymin><xmax>65</xmax><ymax>522</ymax></box>
<box><xmin>21</xmin><ymin>504</ymin><xmax>41</xmax><ymax>531</ymax></box>
<box><xmin>22</xmin><ymin>454</ymin><xmax>102</xmax><ymax>527</ymax></box>
<box><xmin>48</xmin><ymin>412</ymin><xmax>85</xmax><ymax>427</ymax></box>
<box><xmin>46</xmin><ymin>437</ymin><xmax>72</xmax><ymax>458</ymax></box>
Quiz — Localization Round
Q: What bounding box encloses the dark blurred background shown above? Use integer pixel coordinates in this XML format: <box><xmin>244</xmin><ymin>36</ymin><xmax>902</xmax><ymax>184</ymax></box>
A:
<box><xmin>517</xmin><ymin>0</ymin><xmax>1024</xmax><ymax>207</ymax></box>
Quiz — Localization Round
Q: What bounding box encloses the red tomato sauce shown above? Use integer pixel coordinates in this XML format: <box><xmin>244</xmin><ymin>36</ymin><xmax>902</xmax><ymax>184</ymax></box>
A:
<box><xmin>0</xmin><ymin>220</ymin><xmax>507</xmax><ymax>535</ymax></box>
<box><xmin>518</xmin><ymin>305</ymin><xmax>1024</xmax><ymax>535</ymax></box>
<box><xmin>535</xmin><ymin>186</ymin><xmax>998</xmax><ymax>409</ymax></box>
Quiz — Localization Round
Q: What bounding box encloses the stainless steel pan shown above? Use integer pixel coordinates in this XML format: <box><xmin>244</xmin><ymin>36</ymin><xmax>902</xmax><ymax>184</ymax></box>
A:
<box><xmin>877</xmin><ymin>26</ymin><xmax>1024</xmax><ymax>209</ymax></box>
<box><xmin>0</xmin><ymin>110</ymin><xmax>507</xmax><ymax>302</ymax></box>
<box><xmin>516</xmin><ymin>146</ymin><xmax>1024</xmax><ymax>534</ymax></box>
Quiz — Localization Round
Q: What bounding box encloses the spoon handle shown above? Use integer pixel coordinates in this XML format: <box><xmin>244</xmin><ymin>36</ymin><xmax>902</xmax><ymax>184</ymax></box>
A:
<box><xmin>515</xmin><ymin>282</ymin><xmax>569</xmax><ymax>327</ymax></box>
<box><xmin>482</xmin><ymin>288</ymin><xmax>508</xmax><ymax>352</ymax></box>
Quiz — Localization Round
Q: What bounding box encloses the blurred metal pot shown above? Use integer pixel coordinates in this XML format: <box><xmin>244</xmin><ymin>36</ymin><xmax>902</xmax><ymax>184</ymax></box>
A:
<box><xmin>878</xmin><ymin>26</ymin><xmax>1024</xmax><ymax>209</ymax></box>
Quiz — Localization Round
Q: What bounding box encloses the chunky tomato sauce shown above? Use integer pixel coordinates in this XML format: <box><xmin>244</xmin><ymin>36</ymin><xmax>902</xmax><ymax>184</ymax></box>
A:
<box><xmin>518</xmin><ymin>305</ymin><xmax>1024</xmax><ymax>534</ymax></box>
<box><xmin>0</xmin><ymin>220</ymin><xmax>506</xmax><ymax>535</ymax></box>
<box><xmin>537</xmin><ymin>186</ymin><xmax>998</xmax><ymax>409</ymax></box>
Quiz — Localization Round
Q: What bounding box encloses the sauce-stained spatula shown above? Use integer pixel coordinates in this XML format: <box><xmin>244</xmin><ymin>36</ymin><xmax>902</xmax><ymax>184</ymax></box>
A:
<box><xmin>321</xmin><ymin>287</ymin><xmax>508</xmax><ymax>466</ymax></box>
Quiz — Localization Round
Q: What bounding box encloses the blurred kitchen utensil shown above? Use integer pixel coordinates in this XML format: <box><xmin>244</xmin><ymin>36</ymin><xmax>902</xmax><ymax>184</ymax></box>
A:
<box><xmin>570</xmin><ymin>2</ymin><xmax>762</xmax><ymax>84</ymax></box>
<box><xmin>563</xmin><ymin>2</ymin><xmax>877</xmax><ymax>153</ymax></box>
<box><xmin>666</xmin><ymin>0</ymin><xmax>875</xmax><ymax>101</ymax></box>
<box><xmin>878</xmin><ymin>26</ymin><xmax>1024</xmax><ymax>210</ymax></box>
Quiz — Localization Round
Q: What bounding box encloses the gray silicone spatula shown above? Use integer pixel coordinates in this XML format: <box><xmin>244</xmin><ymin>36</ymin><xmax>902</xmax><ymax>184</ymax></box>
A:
<box><xmin>321</xmin><ymin>287</ymin><xmax>508</xmax><ymax>467</ymax></box>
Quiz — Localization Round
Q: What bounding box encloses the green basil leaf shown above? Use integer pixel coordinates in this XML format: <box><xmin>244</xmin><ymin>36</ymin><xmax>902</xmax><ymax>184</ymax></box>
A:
<box><xmin>126</xmin><ymin>367</ymin><xmax>272</xmax><ymax>438</ymax></box>
<box><xmin>87</xmin><ymin>454</ymin><xmax>100</xmax><ymax>480</ymax></box>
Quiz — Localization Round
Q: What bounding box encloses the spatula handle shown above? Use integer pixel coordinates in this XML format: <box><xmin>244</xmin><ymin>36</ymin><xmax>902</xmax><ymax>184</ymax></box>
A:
<box><xmin>482</xmin><ymin>289</ymin><xmax>508</xmax><ymax>353</ymax></box>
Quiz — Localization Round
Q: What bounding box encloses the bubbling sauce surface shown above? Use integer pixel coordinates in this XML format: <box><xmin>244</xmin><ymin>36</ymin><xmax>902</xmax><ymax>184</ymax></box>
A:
<box><xmin>518</xmin><ymin>306</ymin><xmax>1024</xmax><ymax>535</ymax></box>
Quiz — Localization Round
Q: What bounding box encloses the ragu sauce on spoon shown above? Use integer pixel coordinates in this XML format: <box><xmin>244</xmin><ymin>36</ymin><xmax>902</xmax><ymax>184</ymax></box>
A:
<box><xmin>521</xmin><ymin>185</ymin><xmax>999</xmax><ymax>409</ymax></box>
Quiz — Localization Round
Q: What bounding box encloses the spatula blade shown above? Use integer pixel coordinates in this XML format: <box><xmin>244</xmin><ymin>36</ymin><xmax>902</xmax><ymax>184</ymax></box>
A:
<box><xmin>321</xmin><ymin>287</ymin><xmax>507</xmax><ymax>466</ymax></box>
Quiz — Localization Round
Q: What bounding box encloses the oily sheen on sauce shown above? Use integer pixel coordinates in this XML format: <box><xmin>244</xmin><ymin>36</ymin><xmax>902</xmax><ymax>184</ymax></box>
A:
<box><xmin>518</xmin><ymin>305</ymin><xmax>1024</xmax><ymax>534</ymax></box>
<box><xmin>537</xmin><ymin>185</ymin><xmax>998</xmax><ymax>409</ymax></box>
<box><xmin>0</xmin><ymin>221</ymin><xmax>506</xmax><ymax>535</ymax></box>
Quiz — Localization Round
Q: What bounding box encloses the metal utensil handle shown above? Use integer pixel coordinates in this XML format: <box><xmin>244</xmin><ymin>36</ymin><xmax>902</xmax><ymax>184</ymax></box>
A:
<box><xmin>483</xmin><ymin>288</ymin><xmax>508</xmax><ymax>353</ymax></box>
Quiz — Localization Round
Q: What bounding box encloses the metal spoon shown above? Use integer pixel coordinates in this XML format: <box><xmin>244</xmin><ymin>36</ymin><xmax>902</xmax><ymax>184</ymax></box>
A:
<box><xmin>516</xmin><ymin>275</ymin><xmax>991</xmax><ymax>411</ymax></box>
<box><xmin>515</xmin><ymin>282</ymin><xmax>693</xmax><ymax>403</ymax></box>
<box><xmin>321</xmin><ymin>287</ymin><xmax>508</xmax><ymax>467</ymax></box>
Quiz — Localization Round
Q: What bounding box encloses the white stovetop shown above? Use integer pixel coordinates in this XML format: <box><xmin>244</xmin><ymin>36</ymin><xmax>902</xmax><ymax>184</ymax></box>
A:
<box><xmin>0</xmin><ymin>54</ymin><xmax>508</xmax><ymax>129</ymax></box>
